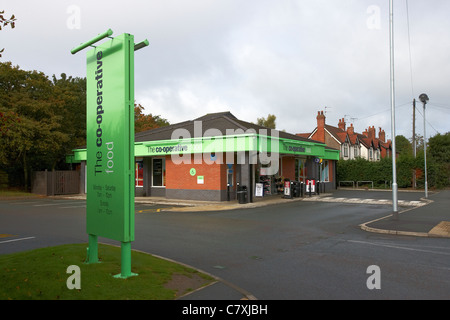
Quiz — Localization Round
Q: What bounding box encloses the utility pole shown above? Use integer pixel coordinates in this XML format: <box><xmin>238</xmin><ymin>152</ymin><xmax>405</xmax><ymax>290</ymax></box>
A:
<box><xmin>412</xmin><ymin>98</ymin><xmax>416</xmax><ymax>188</ymax></box>
<box><xmin>389</xmin><ymin>0</ymin><xmax>398</xmax><ymax>218</ymax></box>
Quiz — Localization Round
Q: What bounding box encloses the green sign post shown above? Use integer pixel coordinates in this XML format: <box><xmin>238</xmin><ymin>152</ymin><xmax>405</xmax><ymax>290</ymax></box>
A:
<box><xmin>71</xmin><ymin>29</ymin><xmax>148</xmax><ymax>279</ymax></box>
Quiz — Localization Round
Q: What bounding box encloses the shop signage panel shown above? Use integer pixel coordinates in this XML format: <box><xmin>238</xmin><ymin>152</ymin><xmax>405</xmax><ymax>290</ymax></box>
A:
<box><xmin>306</xmin><ymin>179</ymin><xmax>316</xmax><ymax>193</ymax></box>
<box><xmin>255</xmin><ymin>183</ymin><xmax>264</xmax><ymax>197</ymax></box>
<box><xmin>281</xmin><ymin>141</ymin><xmax>312</xmax><ymax>155</ymax></box>
<box><xmin>284</xmin><ymin>180</ymin><xmax>291</xmax><ymax>196</ymax></box>
<box><xmin>143</xmin><ymin>134</ymin><xmax>258</xmax><ymax>156</ymax></box>
<box><xmin>85</xmin><ymin>33</ymin><xmax>135</xmax><ymax>242</ymax></box>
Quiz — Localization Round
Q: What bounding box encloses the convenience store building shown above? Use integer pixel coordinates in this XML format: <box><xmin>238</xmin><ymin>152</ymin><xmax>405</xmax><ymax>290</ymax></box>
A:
<box><xmin>70</xmin><ymin>112</ymin><xmax>339</xmax><ymax>202</ymax></box>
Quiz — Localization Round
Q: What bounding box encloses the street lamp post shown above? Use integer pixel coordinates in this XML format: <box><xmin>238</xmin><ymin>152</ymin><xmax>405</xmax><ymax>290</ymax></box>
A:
<box><xmin>389</xmin><ymin>0</ymin><xmax>398</xmax><ymax>217</ymax></box>
<box><xmin>419</xmin><ymin>93</ymin><xmax>429</xmax><ymax>198</ymax></box>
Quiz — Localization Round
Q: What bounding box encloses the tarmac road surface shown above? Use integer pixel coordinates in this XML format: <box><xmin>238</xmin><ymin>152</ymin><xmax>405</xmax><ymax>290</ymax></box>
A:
<box><xmin>1</xmin><ymin>189</ymin><xmax>449</xmax><ymax>299</ymax></box>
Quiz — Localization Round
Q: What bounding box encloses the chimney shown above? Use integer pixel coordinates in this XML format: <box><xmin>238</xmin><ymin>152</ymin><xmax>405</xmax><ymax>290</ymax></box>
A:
<box><xmin>315</xmin><ymin>110</ymin><xmax>326</xmax><ymax>143</ymax></box>
<box><xmin>368</xmin><ymin>126</ymin><xmax>376</xmax><ymax>140</ymax></box>
<box><xmin>347</xmin><ymin>123</ymin><xmax>354</xmax><ymax>135</ymax></box>
<box><xmin>363</xmin><ymin>128</ymin><xmax>369</xmax><ymax>137</ymax></box>
<box><xmin>379</xmin><ymin>127</ymin><xmax>385</xmax><ymax>142</ymax></box>
<box><xmin>338</xmin><ymin>118</ymin><xmax>346</xmax><ymax>131</ymax></box>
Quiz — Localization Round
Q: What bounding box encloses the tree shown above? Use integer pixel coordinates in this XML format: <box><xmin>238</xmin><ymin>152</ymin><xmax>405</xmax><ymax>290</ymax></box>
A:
<box><xmin>0</xmin><ymin>10</ymin><xmax>17</xmax><ymax>58</ymax></box>
<box><xmin>395</xmin><ymin>135</ymin><xmax>412</xmax><ymax>156</ymax></box>
<box><xmin>427</xmin><ymin>132</ymin><xmax>450</xmax><ymax>188</ymax></box>
<box><xmin>256</xmin><ymin>114</ymin><xmax>276</xmax><ymax>129</ymax></box>
<box><xmin>134</xmin><ymin>103</ymin><xmax>169</xmax><ymax>133</ymax></box>
<box><xmin>428</xmin><ymin>132</ymin><xmax>450</xmax><ymax>164</ymax></box>
<box><xmin>52</xmin><ymin>73</ymin><xmax>87</xmax><ymax>150</ymax></box>
<box><xmin>0</xmin><ymin>62</ymin><xmax>70</xmax><ymax>188</ymax></box>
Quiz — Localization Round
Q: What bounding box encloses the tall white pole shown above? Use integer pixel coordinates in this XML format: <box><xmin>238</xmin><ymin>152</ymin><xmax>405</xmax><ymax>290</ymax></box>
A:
<box><xmin>389</xmin><ymin>0</ymin><xmax>399</xmax><ymax>217</ymax></box>
<box><xmin>419</xmin><ymin>94</ymin><xmax>429</xmax><ymax>198</ymax></box>
<box><xmin>423</xmin><ymin>102</ymin><xmax>428</xmax><ymax>198</ymax></box>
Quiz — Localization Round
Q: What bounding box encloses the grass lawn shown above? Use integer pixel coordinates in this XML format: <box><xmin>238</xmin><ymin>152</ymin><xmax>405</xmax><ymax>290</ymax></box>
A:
<box><xmin>0</xmin><ymin>243</ymin><xmax>215</xmax><ymax>300</ymax></box>
<box><xmin>0</xmin><ymin>189</ymin><xmax>41</xmax><ymax>199</ymax></box>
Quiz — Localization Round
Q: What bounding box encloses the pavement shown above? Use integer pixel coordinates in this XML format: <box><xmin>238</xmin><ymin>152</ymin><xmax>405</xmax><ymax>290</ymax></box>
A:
<box><xmin>358</xmin><ymin>189</ymin><xmax>450</xmax><ymax>238</ymax></box>
<box><xmin>53</xmin><ymin>188</ymin><xmax>450</xmax><ymax>300</ymax></box>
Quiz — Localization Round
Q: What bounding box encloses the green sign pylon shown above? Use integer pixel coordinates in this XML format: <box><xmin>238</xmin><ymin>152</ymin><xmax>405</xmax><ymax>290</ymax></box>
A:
<box><xmin>71</xmin><ymin>29</ymin><xmax>148</xmax><ymax>279</ymax></box>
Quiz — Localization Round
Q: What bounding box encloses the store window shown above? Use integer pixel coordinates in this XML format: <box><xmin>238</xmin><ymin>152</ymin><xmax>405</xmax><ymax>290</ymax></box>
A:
<box><xmin>135</xmin><ymin>159</ymin><xmax>143</xmax><ymax>187</ymax></box>
<box><xmin>295</xmin><ymin>158</ymin><xmax>307</xmax><ymax>182</ymax></box>
<box><xmin>152</xmin><ymin>158</ymin><xmax>165</xmax><ymax>187</ymax></box>
<box><xmin>321</xmin><ymin>160</ymin><xmax>329</xmax><ymax>182</ymax></box>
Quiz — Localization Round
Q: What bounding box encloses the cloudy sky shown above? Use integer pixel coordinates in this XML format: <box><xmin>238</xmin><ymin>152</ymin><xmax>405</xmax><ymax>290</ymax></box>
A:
<box><xmin>2</xmin><ymin>0</ymin><xmax>449</xmax><ymax>140</ymax></box>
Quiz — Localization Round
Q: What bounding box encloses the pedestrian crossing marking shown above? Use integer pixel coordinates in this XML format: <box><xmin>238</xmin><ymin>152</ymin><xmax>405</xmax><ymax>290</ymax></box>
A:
<box><xmin>302</xmin><ymin>196</ymin><xmax>426</xmax><ymax>207</ymax></box>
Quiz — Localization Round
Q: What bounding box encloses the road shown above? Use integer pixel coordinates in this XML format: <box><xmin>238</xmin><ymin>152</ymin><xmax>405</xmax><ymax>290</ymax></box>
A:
<box><xmin>1</xmin><ymin>194</ymin><xmax>449</xmax><ymax>299</ymax></box>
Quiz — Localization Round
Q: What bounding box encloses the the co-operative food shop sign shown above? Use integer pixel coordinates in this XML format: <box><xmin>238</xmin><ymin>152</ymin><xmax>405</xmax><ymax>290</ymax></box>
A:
<box><xmin>71</xmin><ymin>29</ymin><xmax>148</xmax><ymax>278</ymax></box>
<box><xmin>85</xmin><ymin>32</ymin><xmax>135</xmax><ymax>243</ymax></box>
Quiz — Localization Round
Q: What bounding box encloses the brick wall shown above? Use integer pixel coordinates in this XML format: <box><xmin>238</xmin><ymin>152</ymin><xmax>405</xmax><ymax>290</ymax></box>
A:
<box><xmin>165</xmin><ymin>154</ymin><xmax>227</xmax><ymax>191</ymax></box>
<box><xmin>282</xmin><ymin>156</ymin><xmax>296</xmax><ymax>180</ymax></box>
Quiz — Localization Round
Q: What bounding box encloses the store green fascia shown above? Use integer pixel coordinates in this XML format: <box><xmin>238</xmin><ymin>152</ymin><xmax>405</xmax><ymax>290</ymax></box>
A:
<box><xmin>69</xmin><ymin>133</ymin><xmax>339</xmax><ymax>162</ymax></box>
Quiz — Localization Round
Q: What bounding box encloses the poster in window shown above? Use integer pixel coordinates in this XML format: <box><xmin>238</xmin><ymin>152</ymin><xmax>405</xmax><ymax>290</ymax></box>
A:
<box><xmin>135</xmin><ymin>161</ymin><xmax>144</xmax><ymax>187</ymax></box>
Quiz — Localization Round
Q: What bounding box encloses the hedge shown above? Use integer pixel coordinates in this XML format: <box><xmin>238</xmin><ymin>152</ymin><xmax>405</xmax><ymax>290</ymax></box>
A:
<box><xmin>336</xmin><ymin>155</ymin><xmax>449</xmax><ymax>189</ymax></box>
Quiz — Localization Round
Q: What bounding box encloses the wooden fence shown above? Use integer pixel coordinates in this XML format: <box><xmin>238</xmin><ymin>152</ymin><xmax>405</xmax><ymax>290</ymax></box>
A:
<box><xmin>32</xmin><ymin>170</ymin><xmax>80</xmax><ymax>196</ymax></box>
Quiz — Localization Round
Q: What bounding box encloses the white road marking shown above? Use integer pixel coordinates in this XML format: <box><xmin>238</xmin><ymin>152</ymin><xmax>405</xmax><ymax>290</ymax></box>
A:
<box><xmin>0</xmin><ymin>236</ymin><xmax>36</xmax><ymax>244</ymax></box>
<box><xmin>347</xmin><ymin>240</ymin><xmax>450</xmax><ymax>256</ymax></box>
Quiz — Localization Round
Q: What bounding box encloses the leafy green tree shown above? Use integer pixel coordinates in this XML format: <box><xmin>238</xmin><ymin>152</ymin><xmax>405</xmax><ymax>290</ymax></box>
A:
<box><xmin>134</xmin><ymin>103</ymin><xmax>169</xmax><ymax>133</ymax></box>
<box><xmin>52</xmin><ymin>73</ymin><xmax>87</xmax><ymax>151</ymax></box>
<box><xmin>427</xmin><ymin>132</ymin><xmax>450</xmax><ymax>188</ymax></box>
<box><xmin>395</xmin><ymin>135</ymin><xmax>412</xmax><ymax>156</ymax></box>
<box><xmin>428</xmin><ymin>132</ymin><xmax>450</xmax><ymax>164</ymax></box>
<box><xmin>0</xmin><ymin>62</ymin><xmax>69</xmax><ymax>188</ymax></box>
<box><xmin>256</xmin><ymin>114</ymin><xmax>276</xmax><ymax>129</ymax></box>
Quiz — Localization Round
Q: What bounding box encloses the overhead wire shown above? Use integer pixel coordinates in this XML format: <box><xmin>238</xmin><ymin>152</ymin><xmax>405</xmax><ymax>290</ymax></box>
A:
<box><xmin>328</xmin><ymin>2</ymin><xmax>444</xmax><ymax>135</ymax></box>
<box><xmin>428</xmin><ymin>103</ymin><xmax>450</xmax><ymax>110</ymax></box>
<box><xmin>414</xmin><ymin>105</ymin><xmax>440</xmax><ymax>134</ymax></box>
<box><xmin>405</xmin><ymin>1</ymin><xmax>442</xmax><ymax>135</ymax></box>
<box><xmin>354</xmin><ymin>102</ymin><xmax>411</xmax><ymax>122</ymax></box>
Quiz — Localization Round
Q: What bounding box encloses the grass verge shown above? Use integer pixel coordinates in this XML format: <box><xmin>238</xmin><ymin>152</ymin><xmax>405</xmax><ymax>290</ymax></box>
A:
<box><xmin>0</xmin><ymin>243</ymin><xmax>215</xmax><ymax>300</ymax></box>
<box><xmin>0</xmin><ymin>189</ymin><xmax>41</xmax><ymax>199</ymax></box>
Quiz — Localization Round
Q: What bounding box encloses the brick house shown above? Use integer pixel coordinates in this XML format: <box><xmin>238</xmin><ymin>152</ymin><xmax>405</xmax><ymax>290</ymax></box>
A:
<box><xmin>297</xmin><ymin>110</ymin><xmax>391</xmax><ymax>161</ymax></box>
